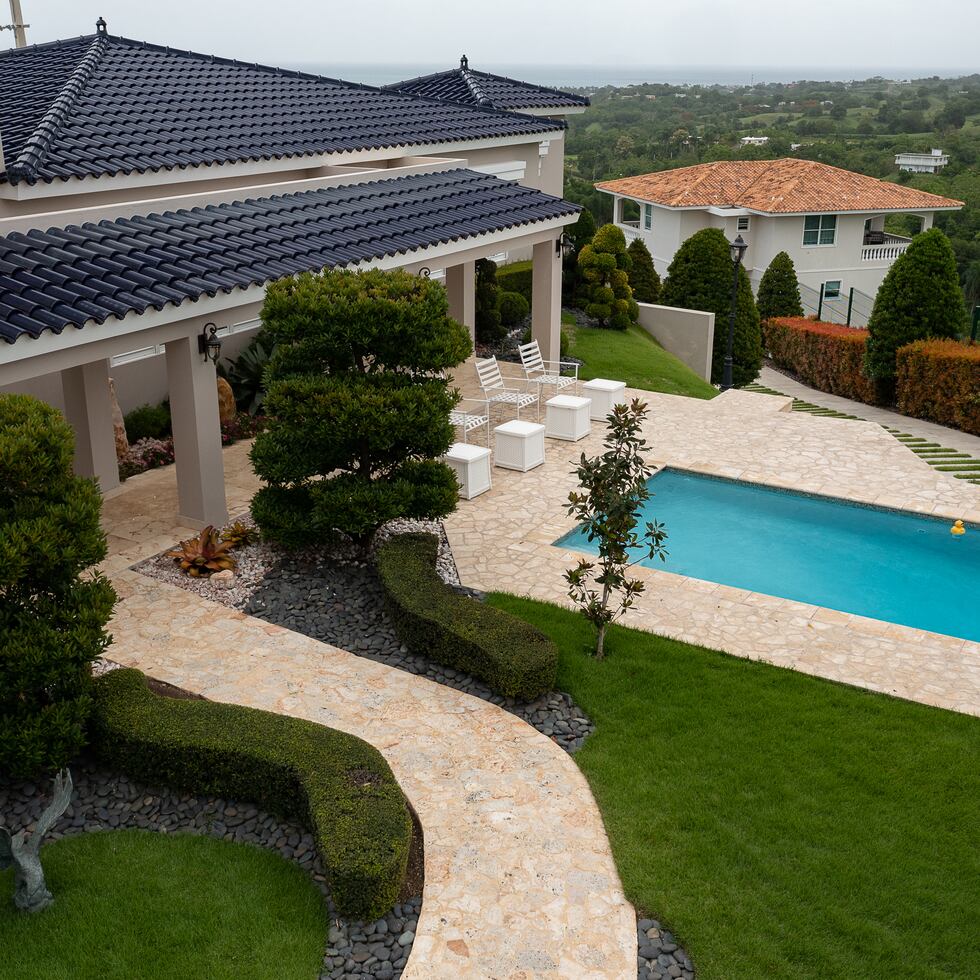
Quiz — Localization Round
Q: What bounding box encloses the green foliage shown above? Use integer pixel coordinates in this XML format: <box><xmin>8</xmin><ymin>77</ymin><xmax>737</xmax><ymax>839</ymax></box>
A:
<box><xmin>89</xmin><ymin>668</ymin><xmax>412</xmax><ymax>920</ymax></box>
<box><xmin>475</xmin><ymin>258</ymin><xmax>504</xmax><ymax>345</ymax></box>
<box><xmin>0</xmin><ymin>394</ymin><xmax>116</xmax><ymax>780</ymax></box>
<box><xmin>497</xmin><ymin>289</ymin><xmax>530</xmax><ymax>327</ymax></box>
<box><xmin>218</xmin><ymin>331</ymin><xmax>276</xmax><ymax>415</ymax></box>
<box><xmin>250</xmin><ymin>270</ymin><xmax>471</xmax><ymax>546</ymax></box>
<box><xmin>123</xmin><ymin>402</ymin><xmax>171</xmax><ymax>443</ymax></box>
<box><xmin>564</xmin><ymin>400</ymin><xmax>667</xmax><ymax>658</ymax></box>
<box><xmin>661</xmin><ymin>227</ymin><xmax>762</xmax><ymax>387</ymax></box>
<box><xmin>166</xmin><ymin>525</ymin><xmax>237</xmax><ymax>577</ymax></box>
<box><xmin>496</xmin><ymin>261</ymin><xmax>533</xmax><ymax>305</ymax></box>
<box><xmin>569</xmin><ymin>207</ymin><xmax>597</xmax><ymax>253</ymax></box>
<box><xmin>864</xmin><ymin>228</ymin><xmax>969</xmax><ymax>398</ymax></box>
<box><xmin>375</xmin><ymin>533</ymin><xmax>558</xmax><ymax>700</ymax></box>
<box><xmin>577</xmin><ymin>223</ymin><xmax>639</xmax><ymax>330</ymax></box>
<box><xmin>626</xmin><ymin>238</ymin><xmax>661</xmax><ymax>304</ymax></box>
<box><xmin>756</xmin><ymin>251</ymin><xmax>804</xmax><ymax>320</ymax></box>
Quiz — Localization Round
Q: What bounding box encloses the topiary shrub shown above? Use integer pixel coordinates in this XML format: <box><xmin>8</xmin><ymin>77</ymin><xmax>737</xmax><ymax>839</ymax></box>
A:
<box><xmin>626</xmin><ymin>238</ymin><xmax>661</xmax><ymax>304</ymax></box>
<box><xmin>218</xmin><ymin>330</ymin><xmax>276</xmax><ymax>415</ymax></box>
<box><xmin>577</xmin><ymin>224</ymin><xmax>639</xmax><ymax>330</ymax></box>
<box><xmin>376</xmin><ymin>533</ymin><xmax>558</xmax><ymax>701</ymax></box>
<box><xmin>496</xmin><ymin>261</ymin><xmax>533</xmax><ymax>305</ymax></box>
<box><xmin>475</xmin><ymin>258</ymin><xmax>505</xmax><ymax>345</ymax></box>
<box><xmin>123</xmin><ymin>402</ymin><xmax>171</xmax><ymax>442</ymax></box>
<box><xmin>497</xmin><ymin>290</ymin><xmax>530</xmax><ymax>328</ymax></box>
<box><xmin>0</xmin><ymin>394</ymin><xmax>117</xmax><ymax>780</ymax></box>
<box><xmin>90</xmin><ymin>668</ymin><xmax>411</xmax><ymax>920</ymax></box>
<box><xmin>757</xmin><ymin>251</ymin><xmax>804</xmax><ymax>321</ymax></box>
<box><xmin>661</xmin><ymin>227</ymin><xmax>762</xmax><ymax>387</ymax></box>
<box><xmin>864</xmin><ymin>228</ymin><xmax>969</xmax><ymax>403</ymax></box>
<box><xmin>896</xmin><ymin>339</ymin><xmax>980</xmax><ymax>435</ymax></box>
<box><xmin>250</xmin><ymin>270</ymin><xmax>471</xmax><ymax>548</ymax></box>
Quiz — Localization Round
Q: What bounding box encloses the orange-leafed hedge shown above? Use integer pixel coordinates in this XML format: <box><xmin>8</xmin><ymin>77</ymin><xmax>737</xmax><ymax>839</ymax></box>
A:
<box><xmin>762</xmin><ymin>317</ymin><xmax>876</xmax><ymax>404</ymax></box>
<box><xmin>896</xmin><ymin>340</ymin><xmax>980</xmax><ymax>436</ymax></box>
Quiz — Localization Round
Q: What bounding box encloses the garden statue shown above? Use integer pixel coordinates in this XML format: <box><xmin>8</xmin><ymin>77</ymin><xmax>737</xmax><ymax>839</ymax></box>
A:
<box><xmin>0</xmin><ymin>768</ymin><xmax>73</xmax><ymax>912</ymax></box>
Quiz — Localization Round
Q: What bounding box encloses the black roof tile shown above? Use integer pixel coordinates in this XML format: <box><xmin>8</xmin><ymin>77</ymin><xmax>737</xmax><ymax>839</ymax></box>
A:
<box><xmin>0</xmin><ymin>168</ymin><xmax>578</xmax><ymax>343</ymax></box>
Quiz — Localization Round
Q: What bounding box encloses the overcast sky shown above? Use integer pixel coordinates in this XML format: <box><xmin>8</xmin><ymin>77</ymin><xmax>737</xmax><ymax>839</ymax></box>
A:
<box><xmin>8</xmin><ymin>0</ymin><xmax>980</xmax><ymax>72</ymax></box>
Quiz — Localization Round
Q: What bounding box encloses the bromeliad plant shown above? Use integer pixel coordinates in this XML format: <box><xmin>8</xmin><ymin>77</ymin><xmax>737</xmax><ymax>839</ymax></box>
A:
<box><xmin>167</xmin><ymin>526</ymin><xmax>237</xmax><ymax>578</ymax></box>
<box><xmin>220</xmin><ymin>520</ymin><xmax>259</xmax><ymax>549</ymax></box>
<box><xmin>565</xmin><ymin>399</ymin><xmax>667</xmax><ymax>659</ymax></box>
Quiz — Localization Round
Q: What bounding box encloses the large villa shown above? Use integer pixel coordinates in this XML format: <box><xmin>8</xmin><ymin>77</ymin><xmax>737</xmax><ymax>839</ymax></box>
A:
<box><xmin>1</xmin><ymin>18</ymin><xmax>979</xmax><ymax>980</ymax></box>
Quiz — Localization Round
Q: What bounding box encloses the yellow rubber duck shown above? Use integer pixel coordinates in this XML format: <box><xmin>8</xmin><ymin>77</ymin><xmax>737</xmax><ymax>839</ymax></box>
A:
<box><xmin>951</xmin><ymin>520</ymin><xmax>965</xmax><ymax>537</ymax></box>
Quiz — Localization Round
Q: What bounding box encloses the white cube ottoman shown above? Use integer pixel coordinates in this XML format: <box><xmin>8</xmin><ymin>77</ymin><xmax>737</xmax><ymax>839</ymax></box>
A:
<box><xmin>545</xmin><ymin>394</ymin><xmax>592</xmax><ymax>442</ymax></box>
<box><xmin>493</xmin><ymin>420</ymin><xmax>546</xmax><ymax>472</ymax></box>
<box><xmin>443</xmin><ymin>443</ymin><xmax>492</xmax><ymax>499</ymax></box>
<box><xmin>582</xmin><ymin>378</ymin><xmax>627</xmax><ymax>421</ymax></box>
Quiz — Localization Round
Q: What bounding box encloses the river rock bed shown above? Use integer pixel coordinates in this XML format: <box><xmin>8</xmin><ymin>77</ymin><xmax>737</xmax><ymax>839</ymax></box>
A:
<box><xmin>0</xmin><ymin>760</ymin><xmax>419</xmax><ymax>980</ymax></box>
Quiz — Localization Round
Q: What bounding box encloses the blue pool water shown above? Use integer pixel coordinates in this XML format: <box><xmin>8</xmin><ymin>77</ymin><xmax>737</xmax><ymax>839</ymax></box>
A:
<box><xmin>557</xmin><ymin>469</ymin><xmax>980</xmax><ymax>642</ymax></box>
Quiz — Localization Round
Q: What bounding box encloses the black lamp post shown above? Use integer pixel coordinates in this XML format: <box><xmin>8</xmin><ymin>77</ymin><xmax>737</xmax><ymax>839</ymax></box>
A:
<box><xmin>722</xmin><ymin>234</ymin><xmax>748</xmax><ymax>392</ymax></box>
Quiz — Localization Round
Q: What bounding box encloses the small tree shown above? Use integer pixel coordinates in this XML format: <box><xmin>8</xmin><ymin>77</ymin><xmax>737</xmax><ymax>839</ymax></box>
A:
<box><xmin>864</xmin><ymin>228</ymin><xmax>968</xmax><ymax>401</ymax></box>
<box><xmin>250</xmin><ymin>270</ymin><xmax>472</xmax><ymax>548</ymax></box>
<box><xmin>577</xmin><ymin>224</ymin><xmax>639</xmax><ymax>330</ymax></box>
<box><xmin>0</xmin><ymin>394</ymin><xmax>116</xmax><ymax>780</ymax></box>
<box><xmin>757</xmin><ymin>251</ymin><xmax>804</xmax><ymax>320</ymax></box>
<box><xmin>661</xmin><ymin>227</ymin><xmax>763</xmax><ymax>387</ymax></box>
<box><xmin>564</xmin><ymin>208</ymin><xmax>597</xmax><ymax>305</ymax></box>
<box><xmin>564</xmin><ymin>400</ymin><xmax>667</xmax><ymax>659</ymax></box>
<box><xmin>626</xmin><ymin>238</ymin><xmax>662</xmax><ymax>304</ymax></box>
<box><xmin>475</xmin><ymin>258</ymin><xmax>505</xmax><ymax>345</ymax></box>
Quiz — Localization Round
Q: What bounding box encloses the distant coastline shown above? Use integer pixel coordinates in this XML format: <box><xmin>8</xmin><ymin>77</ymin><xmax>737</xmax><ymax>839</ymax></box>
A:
<box><xmin>286</xmin><ymin>62</ymin><xmax>977</xmax><ymax>89</ymax></box>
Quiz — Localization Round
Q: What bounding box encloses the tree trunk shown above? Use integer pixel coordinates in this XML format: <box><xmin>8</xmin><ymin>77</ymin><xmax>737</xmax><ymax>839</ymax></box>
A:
<box><xmin>595</xmin><ymin>623</ymin><xmax>606</xmax><ymax>660</ymax></box>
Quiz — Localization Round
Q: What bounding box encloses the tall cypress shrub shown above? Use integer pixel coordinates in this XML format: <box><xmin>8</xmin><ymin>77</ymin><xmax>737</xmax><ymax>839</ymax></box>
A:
<box><xmin>662</xmin><ymin>228</ymin><xmax>762</xmax><ymax>387</ymax></box>
<box><xmin>475</xmin><ymin>258</ymin><xmax>504</xmax><ymax>345</ymax></box>
<box><xmin>0</xmin><ymin>394</ymin><xmax>116</xmax><ymax>779</ymax></box>
<box><xmin>757</xmin><ymin>251</ymin><xmax>804</xmax><ymax>320</ymax></box>
<box><xmin>626</xmin><ymin>238</ymin><xmax>662</xmax><ymax>304</ymax></box>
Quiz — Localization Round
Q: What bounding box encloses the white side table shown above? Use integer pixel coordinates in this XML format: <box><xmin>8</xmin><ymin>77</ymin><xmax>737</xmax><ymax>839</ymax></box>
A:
<box><xmin>493</xmin><ymin>420</ymin><xmax>546</xmax><ymax>472</ymax></box>
<box><xmin>545</xmin><ymin>394</ymin><xmax>592</xmax><ymax>442</ymax></box>
<box><xmin>582</xmin><ymin>378</ymin><xmax>627</xmax><ymax>421</ymax></box>
<box><xmin>443</xmin><ymin>443</ymin><xmax>492</xmax><ymax>499</ymax></box>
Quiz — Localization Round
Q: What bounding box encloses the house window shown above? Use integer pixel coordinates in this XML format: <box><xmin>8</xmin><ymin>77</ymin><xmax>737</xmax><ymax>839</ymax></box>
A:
<box><xmin>823</xmin><ymin>280</ymin><xmax>842</xmax><ymax>299</ymax></box>
<box><xmin>643</xmin><ymin>204</ymin><xmax>653</xmax><ymax>231</ymax></box>
<box><xmin>737</xmin><ymin>216</ymin><xmax>750</xmax><ymax>232</ymax></box>
<box><xmin>803</xmin><ymin>214</ymin><xmax>837</xmax><ymax>246</ymax></box>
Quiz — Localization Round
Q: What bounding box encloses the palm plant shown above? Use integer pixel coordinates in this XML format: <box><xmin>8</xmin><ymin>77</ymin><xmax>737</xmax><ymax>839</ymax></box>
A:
<box><xmin>218</xmin><ymin>334</ymin><xmax>275</xmax><ymax>415</ymax></box>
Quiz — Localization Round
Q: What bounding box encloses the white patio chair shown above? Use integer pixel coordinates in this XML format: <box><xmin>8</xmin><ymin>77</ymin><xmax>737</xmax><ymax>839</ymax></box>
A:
<box><xmin>475</xmin><ymin>357</ymin><xmax>538</xmax><ymax>421</ymax></box>
<box><xmin>518</xmin><ymin>340</ymin><xmax>579</xmax><ymax>398</ymax></box>
<box><xmin>449</xmin><ymin>398</ymin><xmax>491</xmax><ymax>446</ymax></box>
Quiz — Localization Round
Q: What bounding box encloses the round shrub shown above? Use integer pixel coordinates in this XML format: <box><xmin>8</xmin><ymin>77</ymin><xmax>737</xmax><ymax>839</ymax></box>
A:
<box><xmin>577</xmin><ymin>224</ymin><xmax>639</xmax><ymax>330</ymax></box>
<box><xmin>123</xmin><ymin>401</ymin><xmax>171</xmax><ymax>442</ymax></box>
<box><xmin>497</xmin><ymin>290</ymin><xmax>530</xmax><ymax>327</ymax></box>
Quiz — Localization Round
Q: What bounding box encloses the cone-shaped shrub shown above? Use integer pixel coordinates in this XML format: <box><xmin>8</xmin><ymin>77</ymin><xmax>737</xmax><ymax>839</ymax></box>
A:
<box><xmin>757</xmin><ymin>251</ymin><xmax>804</xmax><ymax>320</ymax></box>
<box><xmin>0</xmin><ymin>394</ymin><xmax>116</xmax><ymax>779</ymax></box>
<box><xmin>475</xmin><ymin>258</ymin><xmax>505</xmax><ymax>345</ymax></box>
<box><xmin>251</xmin><ymin>270</ymin><xmax>472</xmax><ymax>547</ymax></box>
<box><xmin>577</xmin><ymin>224</ymin><xmax>639</xmax><ymax>330</ymax></box>
<box><xmin>864</xmin><ymin>228</ymin><xmax>968</xmax><ymax>401</ymax></box>
<box><xmin>626</xmin><ymin>238</ymin><xmax>662</xmax><ymax>304</ymax></box>
<box><xmin>662</xmin><ymin>228</ymin><xmax>762</xmax><ymax>387</ymax></box>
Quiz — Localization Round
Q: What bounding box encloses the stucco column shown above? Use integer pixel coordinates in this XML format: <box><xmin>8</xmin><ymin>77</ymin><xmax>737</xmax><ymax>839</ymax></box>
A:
<box><xmin>445</xmin><ymin>261</ymin><xmax>476</xmax><ymax>343</ymax></box>
<box><xmin>531</xmin><ymin>238</ymin><xmax>562</xmax><ymax>362</ymax></box>
<box><xmin>165</xmin><ymin>334</ymin><xmax>228</xmax><ymax>528</ymax></box>
<box><xmin>61</xmin><ymin>358</ymin><xmax>120</xmax><ymax>493</ymax></box>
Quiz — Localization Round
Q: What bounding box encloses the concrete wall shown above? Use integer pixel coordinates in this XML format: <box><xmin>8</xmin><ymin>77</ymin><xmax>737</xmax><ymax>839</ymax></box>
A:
<box><xmin>636</xmin><ymin>302</ymin><xmax>715</xmax><ymax>381</ymax></box>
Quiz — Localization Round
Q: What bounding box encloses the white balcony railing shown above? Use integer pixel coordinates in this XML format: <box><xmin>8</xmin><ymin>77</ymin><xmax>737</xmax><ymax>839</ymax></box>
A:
<box><xmin>861</xmin><ymin>234</ymin><xmax>911</xmax><ymax>263</ymax></box>
<box><xmin>616</xmin><ymin>221</ymin><xmax>644</xmax><ymax>244</ymax></box>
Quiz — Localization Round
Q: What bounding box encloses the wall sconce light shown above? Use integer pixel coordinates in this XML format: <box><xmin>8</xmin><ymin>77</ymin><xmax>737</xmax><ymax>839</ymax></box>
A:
<box><xmin>198</xmin><ymin>322</ymin><xmax>222</xmax><ymax>364</ymax></box>
<box><xmin>555</xmin><ymin>231</ymin><xmax>575</xmax><ymax>260</ymax></box>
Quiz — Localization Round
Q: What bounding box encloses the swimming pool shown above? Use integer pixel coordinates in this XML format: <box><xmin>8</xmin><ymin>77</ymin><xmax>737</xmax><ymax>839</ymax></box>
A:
<box><xmin>556</xmin><ymin>469</ymin><xmax>980</xmax><ymax>643</ymax></box>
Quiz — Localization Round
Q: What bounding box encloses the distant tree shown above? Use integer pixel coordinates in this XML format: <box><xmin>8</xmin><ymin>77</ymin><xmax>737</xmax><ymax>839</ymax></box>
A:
<box><xmin>756</xmin><ymin>251</ymin><xmax>804</xmax><ymax>320</ymax></box>
<box><xmin>568</xmin><ymin>208</ymin><xmax>597</xmax><ymax>255</ymax></box>
<box><xmin>577</xmin><ymin>224</ymin><xmax>639</xmax><ymax>330</ymax></box>
<box><xmin>661</xmin><ymin>227</ymin><xmax>762</xmax><ymax>386</ymax></box>
<box><xmin>962</xmin><ymin>260</ymin><xmax>980</xmax><ymax>309</ymax></box>
<box><xmin>864</xmin><ymin>228</ymin><xmax>968</xmax><ymax>401</ymax></box>
<box><xmin>626</xmin><ymin>238</ymin><xmax>661</xmax><ymax>304</ymax></box>
<box><xmin>475</xmin><ymin>259</ymin><xmax>505</xmax><ymax>345</ymax></box>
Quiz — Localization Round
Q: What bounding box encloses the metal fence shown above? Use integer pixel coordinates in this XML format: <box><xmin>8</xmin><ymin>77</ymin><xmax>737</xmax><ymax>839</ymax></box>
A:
<box><xmin>798</xmin><ymin>282</ymin><xmax>875</xmax><ymax>327</ymax></box>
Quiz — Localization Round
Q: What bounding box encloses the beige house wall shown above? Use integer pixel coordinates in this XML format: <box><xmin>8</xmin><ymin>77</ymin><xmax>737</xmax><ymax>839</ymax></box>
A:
<box><xmin>636</xmin><ymin>302</ymin><xmax>715</xmax><ymax>381</ymax></box>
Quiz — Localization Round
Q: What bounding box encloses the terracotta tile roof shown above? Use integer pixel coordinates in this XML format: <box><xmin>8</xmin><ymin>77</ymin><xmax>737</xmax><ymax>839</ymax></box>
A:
<box><xmin>596</xmin><ymin>159</ymin><xmax>964</xmax><ymax>214</ymax></box>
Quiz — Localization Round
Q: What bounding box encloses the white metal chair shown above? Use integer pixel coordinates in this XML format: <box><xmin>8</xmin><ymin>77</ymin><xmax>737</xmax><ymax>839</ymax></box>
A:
<box><xmin>475</xmin><ymin>357</ymin><xmax>538</xmax><ymax>420</ymax></box>
<box><xmin>518</xmin><ymin>340</ymin><xmax>579</xmax><ymax>398</ymax></box>
<box><xmin>449</xmin><ymin>398</ymin><xmax>491</xmax><ymax>446</ymax></box>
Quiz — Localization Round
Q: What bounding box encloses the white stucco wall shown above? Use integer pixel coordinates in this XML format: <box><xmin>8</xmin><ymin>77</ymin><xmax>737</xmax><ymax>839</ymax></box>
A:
<box><xmin>636</xmin><ymin>303</ymin><xmax>715</xmax><ymax>381</ymax></box>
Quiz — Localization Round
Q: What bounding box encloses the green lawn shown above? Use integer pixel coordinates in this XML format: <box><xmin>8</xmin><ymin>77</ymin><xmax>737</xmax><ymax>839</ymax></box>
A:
<box><xmin>488</xmin><ymin>594</ymin><xmax>980</xmax><ymax>980</ymax></box>
<box><xmin>566</xmin><ymin>319</ymin><xmax>717</xmax><ymax>399</ymax></box>
<box><xmin>0</xmin><ymin>829</ymin><xmax>326</xmax><ymax>979</ymax></box>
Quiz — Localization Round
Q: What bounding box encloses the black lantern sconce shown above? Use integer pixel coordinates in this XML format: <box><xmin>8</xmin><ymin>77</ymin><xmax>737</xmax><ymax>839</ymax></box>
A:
<box><xmin>198</xmin><ymin>322</ymin><xmax>222</xmax><ymax>364</ymax></box>
<box><xmin>555</xmin><ymin>231</ymin><xmax>575</xmax><ymax>260</ymax></box>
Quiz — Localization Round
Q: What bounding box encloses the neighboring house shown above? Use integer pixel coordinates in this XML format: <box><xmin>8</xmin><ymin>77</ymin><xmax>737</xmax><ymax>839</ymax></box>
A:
<box><xmin>0</xmin><ymin>24</ymin><xmax>580</xmax><ymax>526</ymax></box>
<box><xmin>596</xmin><ymin>158</ymin><xmax>963</xmax><ymax>319</ymax></box>
<box><xmin>895</xmin><ymin>148</ymin><xmax>949</xmax><ymax>174</ymax></box>
<box><xmin>739</xmin><ymin>136</ymin><xmax>769</xmax><ymax>146</ymax></box>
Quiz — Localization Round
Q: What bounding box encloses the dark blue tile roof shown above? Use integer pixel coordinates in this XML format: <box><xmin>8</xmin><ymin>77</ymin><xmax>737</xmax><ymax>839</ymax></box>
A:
<box><xmin>0</xmin><ymin>168</ymin><xmax>579</xmax><ymax>343</ymax></box>
<box><xmin>0</xmin><ymin>33</ymin><xmax>562</xmax><ymax>186</ymax></box>
<box><xmin>387</xmin><ymin>58</ymin><xmax>590</xmax><ymax>112</ymax></box>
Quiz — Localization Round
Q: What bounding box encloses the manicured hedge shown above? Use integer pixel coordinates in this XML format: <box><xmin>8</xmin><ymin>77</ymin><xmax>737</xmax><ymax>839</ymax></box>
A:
<box><xmin>763</xmin><ymin>317</ymin><xmax>876</xmax><ymax>404</ymax></box>
<box><xmin>496</xmin><ymin>261</ymin><xmax>533</xmax><ymax>306</ymax></box>
<box><xmin>90</xmin><ymin>668</ymin><xmax>412</xmax><ymax>920</ymax></box>
<box><xmin>376</xmin><ymin>533</ymin><xmax>557</xmax><ymax>701</ymax></box>
<box><xmin>896</xmin><ymin>339</ymin><xmax>980</xmax><ymax>436</ymax></box>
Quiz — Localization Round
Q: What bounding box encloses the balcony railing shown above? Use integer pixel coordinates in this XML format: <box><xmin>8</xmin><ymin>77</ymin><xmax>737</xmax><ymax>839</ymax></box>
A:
<box><xmin>616</xmin><ymin>220</ymin><xmax>643</xmax><ymax>243</ymax></box>
<box><xmin>861</xmin><ymin>233</ymin><xmax>911</xmax><ymax>263</ymax></box>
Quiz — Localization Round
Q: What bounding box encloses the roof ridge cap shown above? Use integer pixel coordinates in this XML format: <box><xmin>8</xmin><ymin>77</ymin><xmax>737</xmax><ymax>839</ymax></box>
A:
<box><xmin>460</xmin><ymin>67</ymin><xmax>493</xmax><ymax>106</ymax></box>
<box><xmin>6</xmin><ymin>32</ymin><xmax>110</xmax><ymax>185</ymax></box>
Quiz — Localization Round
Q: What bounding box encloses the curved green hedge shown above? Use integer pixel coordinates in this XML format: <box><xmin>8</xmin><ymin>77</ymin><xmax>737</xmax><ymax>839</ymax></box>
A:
<box><xmin>376</xmin><ymin>533</ymin><xmax>557</xmax><ymax>701</ymax></box>
<box><xmin>90</xmin><ymin>669</ymin><xmax>411</xmax><ymax>920</ymax></box>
